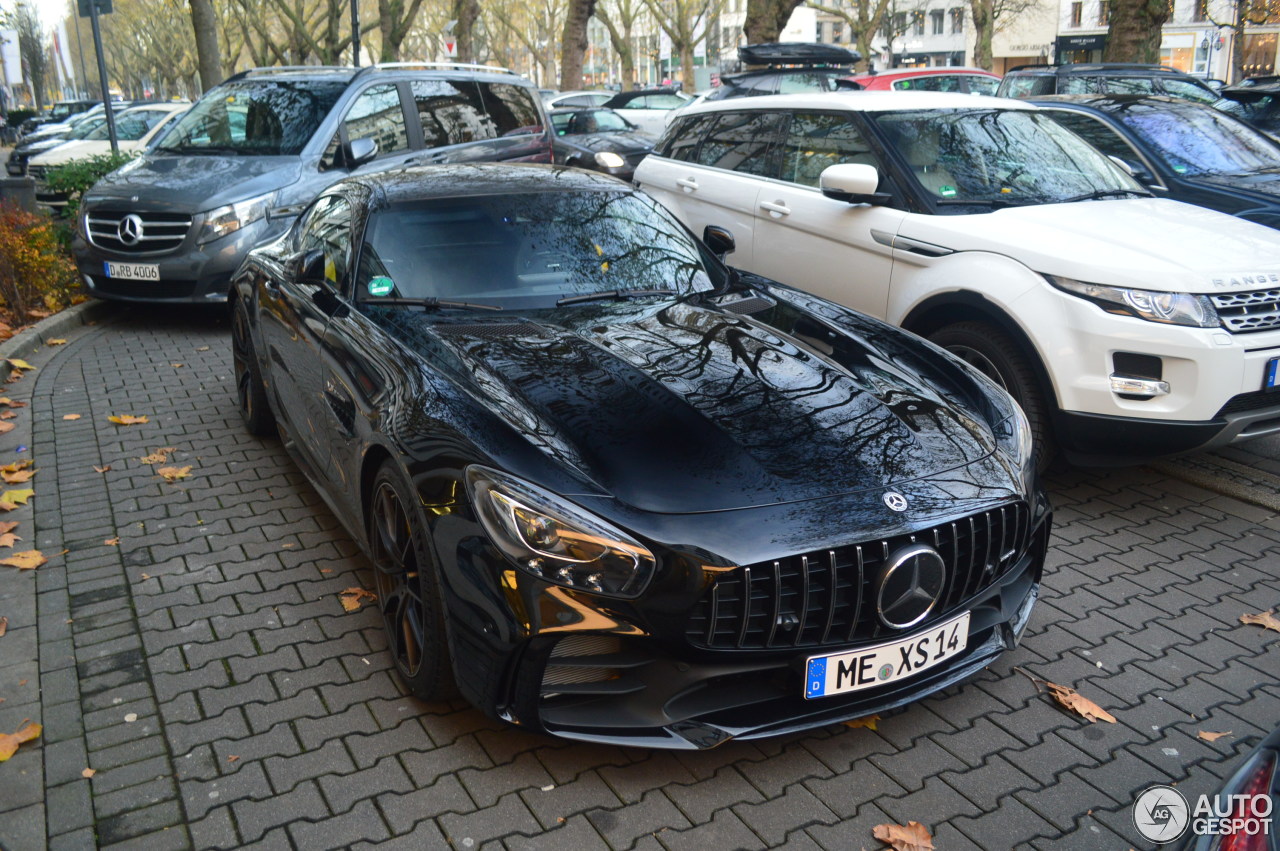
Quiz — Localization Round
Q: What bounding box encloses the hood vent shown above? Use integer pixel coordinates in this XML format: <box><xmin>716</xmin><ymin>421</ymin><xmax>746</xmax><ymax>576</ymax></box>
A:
<box><xmin>434</xmin><ymin>321</ymin><xmax>553</xmax><ymax>339</ymax></box>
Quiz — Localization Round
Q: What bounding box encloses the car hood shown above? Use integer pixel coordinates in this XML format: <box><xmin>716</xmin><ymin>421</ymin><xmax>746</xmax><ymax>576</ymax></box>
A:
<box><xmin>899</xmin><ymin>197</ymin><xmax>1280</xmax><ymax>292</ymax></box>
<box><xmin>378</xmin><ymin>291</ymin><xmax>1006</xmax><ymax>514</ymax></box>
<box><xmin>85</xmin><ymin>154</ymin><xmax>303</xmax><ymax>212</ymax></box>
<box><xmin>565</xmin><ymin>131</ymin><xmax>654</xmax><ymax>153</ymax></box>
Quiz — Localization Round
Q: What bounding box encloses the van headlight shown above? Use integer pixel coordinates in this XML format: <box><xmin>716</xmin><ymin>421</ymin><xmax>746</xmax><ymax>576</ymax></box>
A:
<box><xmin>1047</xmin><ymin>275</ymin><xmax>1219</xmax><ymax>328</ymax></box>
<box><xmin>196</xmin><ymin>191</ymin><xmax>275</xmax><ymax>245</ymax></box>
<box><xmin>466</xmin><ymin>466</ymin><xmax>656</xmax><ymax>598</ymax></box>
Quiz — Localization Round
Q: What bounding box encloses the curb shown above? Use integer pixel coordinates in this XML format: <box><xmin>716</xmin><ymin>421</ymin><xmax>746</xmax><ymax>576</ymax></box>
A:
<box><xmin>0</xmin><ymin>299</ymin><xmax>118</xmax><ymax>359</ymax></box>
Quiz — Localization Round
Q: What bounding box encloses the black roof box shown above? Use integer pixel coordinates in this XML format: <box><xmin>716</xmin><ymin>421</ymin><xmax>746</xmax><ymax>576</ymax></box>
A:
<box><xmin>738</xmin><ymin>42</ymin><xmax>860</xmax><ymax>67</ymax></box>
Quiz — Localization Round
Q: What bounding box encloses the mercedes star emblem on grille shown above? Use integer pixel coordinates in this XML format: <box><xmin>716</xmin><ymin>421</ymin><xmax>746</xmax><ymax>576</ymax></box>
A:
<box><xmin>876</xmin><ymin>543</ymin><xmax>946</xmax><ymax>629</ymax></box>
<box><xmin>117</xmin><ymin>214</ymin><xmax>145</xmax><ymax>246</ymax></box>
<box><xmin>883</xmin><ymin>491</ymin><xmax>908</xmax><ymax>512</ymax></box>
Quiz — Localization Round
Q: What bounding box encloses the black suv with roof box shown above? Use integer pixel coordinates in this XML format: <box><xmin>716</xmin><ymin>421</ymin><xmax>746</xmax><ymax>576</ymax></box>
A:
<box><xmin>998</xmin><ymin>63</ymin><xmax>1221</xmax><ymax>104</ymax></box>
<box><xmin>706</xmin><ymin>43</ymin><xmax>861</xmax><ymax>101</ymax></box>
<box><xmin>72</xmin><ymin>62</ymin><xmax>551</xmax><ymax>304</ymax></box>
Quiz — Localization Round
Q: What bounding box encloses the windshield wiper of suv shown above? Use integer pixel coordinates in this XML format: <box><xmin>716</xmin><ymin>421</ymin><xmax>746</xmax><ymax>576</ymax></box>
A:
<box><xmin>556</xmin><ymin>288</ymin><xmax>678</xmax><ymax>306</ymax></box>
<box><xmin>158</xmin><ymin>144</ymin><xmax>246</xmax><ymax>155</ymax></box>
<box><xmin>360</xmin><ymin>297</ymin><xmax>503</xmax><ymax>312</ymax></box>
<box><xmin>1058</xmin><ymin>188</ymin><xmax>1152</xmax><ymax>203</ymax></box>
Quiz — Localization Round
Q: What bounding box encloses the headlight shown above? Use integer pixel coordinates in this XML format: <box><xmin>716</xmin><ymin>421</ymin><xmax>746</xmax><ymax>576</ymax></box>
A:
<box><xmin>196</xmin><ymin>191</ymin><xmax>275</xmax><ymax>245</ymax></box>
<box><xmin>466</xmin><ymin>466</ymin><xmax>655</xmax><ymax>598</ymax></box>
<box><xmin>1047</xmin><ymin>275</ymin><xmax>1219</xmax><ymax>328</ymax></box>
<box><xmin>593</xmin><ymin>151</ymin><xmax>626</xmax><ymax>169</ymax></box>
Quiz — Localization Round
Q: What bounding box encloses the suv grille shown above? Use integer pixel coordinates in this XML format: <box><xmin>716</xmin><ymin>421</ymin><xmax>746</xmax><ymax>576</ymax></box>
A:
<box><xmin>686</xmin><ymin>502</ymin><xmax>1031</xmax><ymax>650</ymax></box>
<box><xmin>1212</xmin><ymin>288</ymin><xmax>1280</xmax><ymax>333</ymax></box>
<box><xmin>87</xmin><ymin>210</ymin><xmax>193</xmax><ymax>255</ymax></box>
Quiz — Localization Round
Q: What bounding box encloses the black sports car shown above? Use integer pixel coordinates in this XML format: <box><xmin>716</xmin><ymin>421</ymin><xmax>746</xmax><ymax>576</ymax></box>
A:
<box><xmin>231</xmin><ymin>163</ymin><xmax>1051</xmax><ymax>749</ymax></box>
<box><xmin>549</xmin><ymin>107</ymin><xmax>654</xmax><ymax>181</ymax></box>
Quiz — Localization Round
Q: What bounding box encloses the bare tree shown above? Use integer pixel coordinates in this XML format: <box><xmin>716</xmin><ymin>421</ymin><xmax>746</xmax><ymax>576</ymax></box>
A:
<box><xmin>806</xmin><ymin>0</ymin><xmax>893</xmax><ymax>72</ymax></box>
<box><xmin>1103</xmin><ymin>0</ymin><xmax>1169</xmax><ymax>63</ymax></box>
<box><xmin>378</xmin><ymin>0</ymin><xmax>429</xmax><ymax>61</ymax></box>
<box><xmin>453</xmin><ymin>0</ymin><xmax>482</xmax><ymax>62</ymax></box>
<box><xmin>595</xmin><ymin>0</ymin><xmax>645</xmax><ymax>87</ymax></box>
<box><xmin>644</xmin><ymin>0</ymin><xmax>726</xmax><ymax>88</ymax></box>
<box><xmin>5</xmin><ymin>2</ymin><xmax>47</xmax><ymax>108</ymax></box>
<box><xmin>189</xmin><ymin>0</ymin><xmax>221</xmax><ymax>90</ymax></box>
<box><xmin>743</xmin><ymin>0</ymin><xmax>805</xmax><ymax>43</ymax></box>
<box><xmin>560</xmin><ymin>0</ymin><xmax>597</xmax><ymax>89</ymax></box>
<box><xmin>968</xmin><ymin>0</ymin><xmax>1038</xmax><ymax>70</ymax></box>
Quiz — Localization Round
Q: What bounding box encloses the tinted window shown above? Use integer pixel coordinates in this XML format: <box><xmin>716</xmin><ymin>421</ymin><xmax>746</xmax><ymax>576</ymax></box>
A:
<box><xmin>411</xmin><ymin>79</ymin><xmax>492</xmax><ymax>146</ymax></box>
<box><xmin>343</xmin><ymin>84</ymin><xmax>410</xmax><ymax>158</ymax></box>
<box><xmin>630</xmin><ymin>94</ymin><xmax>688</xmax><ymax>109</ymax></box>
<box><xmin>1001</xmin><ymin>76</ymin><xmax>1055</xmax><ymax>97</ymax></box>
<box><xmin>1043</xmin><ymin>111</ymin><xmax>1137</xmax><ymax>163</ymax></box>
<box><xmin>779</xmin><ymin>112</ymin><xmax>881</xmax><ymax>187</ymax></box>
<box><xmin>1059</xmin><ymin>76</ymin><xmax>1103</xmax><ymax>94</ymax></box>
<box><xmin>776</xmin><ymin>72</ymin><xmax>844</xmax><ymax>93</ymax></box>
<box><xmin>1117</xmin><ymin>103</ymin><xmax>1280</xmax><ymax>175</ymax></box>
<box><xmin>660</xmin><ymin>113</ymin><xmax>718</xmax><ymax>161</ymax></box>
<box><xmin>966</xmin><ymin>77</ymin><xmax>1000</xmax><ymax>96</ymax></box>
<box><xmin>156</xmin><ymin>78</ymin><xmax>347</xmax><ymax>155</ymax></box>
<box><xmin>479</xmin><ymin>82</ymin><xmax>543</xmax><ymax>136</ymax></box>
<box><xmin>1160</xmin><ymin>78</ymin><xmax>1220</xmax><ymax>104</ymax></box>
<box><xmin>696</xmin><ymin>111</ymin><xmax>785</xmax><ymax>175</ymax></box>
<box><xmin>298</xmin><ymin>196</ymin><xmax>354</xmax><ymax>291</ymax></box>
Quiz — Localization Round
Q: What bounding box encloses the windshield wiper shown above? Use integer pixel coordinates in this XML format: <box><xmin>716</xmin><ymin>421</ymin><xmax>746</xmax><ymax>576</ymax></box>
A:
<box><xmin>1058</xmin><ymin>188</ymin><xmax>1151</xmax><ymax>203</ymax></box>
<box><xmin>933</xmin><ymin>197</ymin><xmax>1026</xmax><ymax>208</ymax></box>
<box><xmin>360</xmin><ymin>297</ymin><xmax>503</xmax><ymax>312</ymax></box>
<box><xmin>556</xmin><ymin>288</ymin><xmax>678</xmax><ymax>306</ymax></box>
<box><xmin>157</xmin><ymin>144</ymin><xmax>245</xmax><ymax>155</ymax></box>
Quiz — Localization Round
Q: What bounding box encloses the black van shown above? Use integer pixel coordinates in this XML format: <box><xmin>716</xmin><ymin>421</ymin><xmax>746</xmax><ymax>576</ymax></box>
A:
<box><xmin>73</xmin><ymin>63</ymin><xmax>552</xmax><ymax>303</ymax></box>
<box><xmin>998</xmin><ymin>63</ymin><xmax>1221</xmax><ymax>105</ymax></box>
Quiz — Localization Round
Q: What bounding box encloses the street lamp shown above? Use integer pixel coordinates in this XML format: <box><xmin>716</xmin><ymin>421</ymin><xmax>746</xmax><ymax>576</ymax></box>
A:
<box><xmin>1200</xmin><ymin>31</ymin><xmax>1223</xmax><ymax>81</ymax></box>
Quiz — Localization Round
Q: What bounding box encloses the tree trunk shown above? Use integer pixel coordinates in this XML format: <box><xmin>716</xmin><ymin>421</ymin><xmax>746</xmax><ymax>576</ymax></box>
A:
<box><xmin>190</xmin><ymin>0</ymin><xmax>222</xmax><ymax>92</ymax></box>
<box><xmin>560</xmin><ymin>0</ymin><xmax>597</xmax><ymax>90</ymax></box>
<box><xmin>680</xmin><ymin>42</ymin><xmax>696</xmax><ymax>87</ymax></box>
<box><xmin>743</xmin><ymin>0</ymin><xmax>806</xmax><ymax>43</ymax></box>
<box><xmin>453</xmin><ymin>0</ymin><xmax>481</xmax><ymax>62</ymax></box>
<box><xmin>1103</xmin><ymin>0</ymin><xmax>1168</xmax><ymax>63</ymax></box>
<box><xmin>968</xmin><ymin>0</ymin><xmax>993</xmax><ymax>70</ymax></box>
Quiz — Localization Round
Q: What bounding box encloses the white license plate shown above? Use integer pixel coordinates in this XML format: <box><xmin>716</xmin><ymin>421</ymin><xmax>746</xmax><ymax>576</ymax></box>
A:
<box><xmin>103</xmin><ymin>261</ymin><xmax>159</xmax><ymax>281</ymax></box>
<box><xmin>1266</xmin><ymin>357</ymin><xmax>1279</xmax><ymax>390</ymax></box>
<box><xmin>804</xmin><ymin>611</ymin><xmax>970</xmax><ymax>699</ymax></box>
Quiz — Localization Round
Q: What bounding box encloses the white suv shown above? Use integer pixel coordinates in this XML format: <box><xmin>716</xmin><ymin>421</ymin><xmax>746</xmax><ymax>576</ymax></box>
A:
<box><xmin>635</xmin><ymin>91</ymin><xmax>1280</xmax><ymax>468</ymax></box>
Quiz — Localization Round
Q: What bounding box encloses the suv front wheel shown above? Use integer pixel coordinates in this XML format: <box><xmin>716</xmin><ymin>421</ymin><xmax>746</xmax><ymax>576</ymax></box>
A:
<box><xmin>929</xmin><ymin>321</ymin><xmax>1056</xmax><ymax>471</ymax></box>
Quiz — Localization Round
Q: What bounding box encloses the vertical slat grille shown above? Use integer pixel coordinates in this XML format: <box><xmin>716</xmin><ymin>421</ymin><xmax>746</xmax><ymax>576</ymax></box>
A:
<box><xmin>686</xmin><ymin>501</ymin><xmax>1031</xmax><ymax>650</ymax></box>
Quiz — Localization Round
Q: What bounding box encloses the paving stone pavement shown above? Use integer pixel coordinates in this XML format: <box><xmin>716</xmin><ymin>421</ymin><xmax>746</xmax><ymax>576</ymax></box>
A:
<box><xmin>0</xmin><ymin>304</ymin><xmax>1276</xmax><ymax>850</ymax></box>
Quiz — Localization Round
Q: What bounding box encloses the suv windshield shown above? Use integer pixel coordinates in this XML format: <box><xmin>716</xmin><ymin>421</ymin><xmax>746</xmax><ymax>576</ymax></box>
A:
<box><xmin>156</xmin><ymin>79</ymin><xmax>347</xmax><ymax>156</ymax></box>
<box><xmin>872</xmin><ymin>108</ymin><xmax>1141</xmax><ymax>208</ymax></box>
<box><xmin>1116</xmin><ymin>103</ymin><xmax>1280</xmax><ymax>175</ymax></box>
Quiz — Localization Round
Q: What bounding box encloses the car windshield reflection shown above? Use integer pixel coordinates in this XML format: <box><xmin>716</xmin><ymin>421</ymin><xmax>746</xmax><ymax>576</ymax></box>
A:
<box><xmin>156</xmin><ymin>79</ymin><xmax>347</xmax><ymax>156</ymax></box>
<box><xmin>1116</xmin><ymin>102</ymin><xmax>1280</xmax><ymax>176</ymax></box>
<box><xmin>357</xmin><ymin>190</ymin><xmax>720</xmax><ymax>310</ymax></box>
<box><xmin>872</xmin><ymin>108</ymin><xmax>1142</xmax><ymax>208</ymax></box>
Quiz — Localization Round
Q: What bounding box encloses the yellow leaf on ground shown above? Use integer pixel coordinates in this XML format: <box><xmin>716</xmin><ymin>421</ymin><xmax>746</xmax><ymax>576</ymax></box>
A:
<box><xmin>0</xmin><ymin>722</ymin><xmax>42</xmax><ymax>761</ymax></box>
<box><xmin>104</xmin><ymin>537</ymin><xmax>119</xmax><ymax>546</ymax></box>
<box><xmin>107</xmin><ymin>414</ymin><xmax>149</xmax><ymax>425</ymax></box>
<box><xmin>0</xmin><ymin>412</ymin><xmax>15</xmax><ymax>420</ymax></box>
<box><xmin>171</xmin><ymin>363</ymin><xmax>184</xmax><ymax>368</ymax></box>
<box><xmin>139</xmin><ymin>447</ymin><xmax>178</xmax><ymax>464</ymax></box>
<box><xmin>0</xmin><ymin>616</ymin><xmax>6</xmax><ymax>636</ymax></box>
<box><xmin>157</xmin><ymin>466</ymin><xmax>192</xmax><ymax>482</ymax></box>
<box><xmin>196</xmin><ymin>346</ymin><xmax>210</xmax><ymax>352</ymax></box>
<box><xmin>1199</xmin><ymin>730</ymin><xmax>1232</xmax><ymax>742</ymax></box>
<box><xmin>0</xmin><ymin>532</ymin><xmax>21</xmax><ymax>547</ymax></box>
<box><xmin>0</xmin><ymin>398</ymin><xmax>24</xmax><ymax>408</ymax></box>
<box><xmin>1</xmin><ymin>469</ymin><xmax>35</xmax><ymax>484</ymax></box>
<box><xmin>0</xmin><ymin>462</ymin><xmax>32</xmax><ymax>474</ymax></box>
<box><xmin>1240</xmin><ymin>610</ymin><xmax>1280</xmax><ymax>633</ymax></box>
<box><xmin>338</xmin><ymin>587</ymin><xmax>377</xmax><ymax>612</ymax></box>
<box><xmin>5</xmin><ymin>359</ymin><xmax>34</xmax><ymax>371</ymax></box>
<box><xmin>61</xmin><ymin>414</ymin><xmax>81</xmax><ymax>421</ymax></box>
<box><xmin>93</xmin><ymin>465</ymin><xmax>111</xmax><ymax>473</ymax></box>
<box><xmin>46</xmin><ymin>339</ymin><xmax>67</xmax><ymax>346</ymax></box>
<box><xmin>0</xmin><ymin>490</ymin><xmax>33</xmax><ymax>507</ymax></box>
<box><xmin>81</xmin><ymin>767</ymin><xmax>95</xmax><ymax>778</ymax></box>
<box><xmin>844</xmin><ymin>714</ymin><xmax>881</xmax><ymax>731</ymax></box>
<box><xmin>0</xmin><ymin>521</ymin><xmax>18</xmax><ymax>534</ymax></box>
<box><xmin>0</xmin><ymin>422</ymin><xmax>15</xmax><ymax>435</ymax></box>
<box><xmin>872</xmin><ymin>821</ymin><xmax>935</xmax><ymax>851</ymax></box>
<box><xmin>0</xmin><ymin>501</ymin><xmax>17</xmax><ymax>512</ymax></box>
<box><xmin>0</xmin><ymin>550</ymin><xmax>46</xmax><ymax>570</ymax></box>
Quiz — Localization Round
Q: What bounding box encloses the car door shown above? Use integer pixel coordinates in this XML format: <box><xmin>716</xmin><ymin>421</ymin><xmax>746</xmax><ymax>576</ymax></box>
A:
<box><xmin>749</xmin><ymin>110</ymin><xmax>907</xmax><ymax>319</ymax></box>
<box><xmin>326</xmin><ymin>83</ymin><xmax>418</xmax><ymax>176</ymax></box>
<box><xmin>635</xmin><ymin>110</ymin><xmax>787</xmax><ymax>266</ymax></box>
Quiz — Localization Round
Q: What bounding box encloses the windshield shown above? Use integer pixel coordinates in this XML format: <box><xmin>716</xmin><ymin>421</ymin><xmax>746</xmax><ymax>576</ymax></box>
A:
<box><xmin>357</xmin><ymin>190</ymin><xmax>719</xmax><ymax>310</ymax></box>
<box><xmin>69</xmin><ymin>117</ymin><xmax>106</xmax><ymax>140</ymax></box>
<box><xmin>85</xmin><ymin>109</ymin><xmax>174</xmax><ymax>142</ymax></box>
<box><xmin>156</xmin><ymin>79</ymin><xmax>347</xmax><ymax>156</ymax></box>
<box><xmin>1115</xmin><ymin>102</ymin><xmax>1280</xmax><ymax>175</ymax></box>
<box><xmin>872</xmin><ymin>107</ymin><xmax>1141</xmax><ymax>209</ymax></box>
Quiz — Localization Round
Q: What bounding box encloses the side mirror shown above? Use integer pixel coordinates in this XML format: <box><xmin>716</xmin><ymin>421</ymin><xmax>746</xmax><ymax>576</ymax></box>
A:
<box><xmin>1109</xmin><ymin>155</ymin><xmax>1155</xmax><ymax>184</ymax></box>
<box><xmin>297</xmin><ymin>248</ymin><xmax>327</xmax><ymax>283</ymax></box>
<box><xmin>343</xmin><ymin>136</ymin><xmax>378</xmax><ymax>169</ymax></box>
<box><xmin>820</xmin><ymin>163</ymin><xmax>892</xmax><ymax>205</ymax></box>
<box><xmin>703</xmin><ymin>224</ymin><xmax>735</xmax><ymax>258</ymax></box>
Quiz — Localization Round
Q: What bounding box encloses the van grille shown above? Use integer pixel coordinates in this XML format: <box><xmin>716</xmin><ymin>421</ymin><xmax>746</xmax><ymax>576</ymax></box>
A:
<box><xmin>86</xmin><ymin>210</ymin><xmax>193</xmax><ymax>255</ymax></box>
<box><xmin>1212</xmin><ymin>288</ymin><xmax>1280</xmax><ymax>333</ymax></box>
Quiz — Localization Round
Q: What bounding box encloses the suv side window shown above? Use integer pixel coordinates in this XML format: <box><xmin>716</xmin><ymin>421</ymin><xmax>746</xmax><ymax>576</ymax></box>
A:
<box><xmin>1059</xmin><ymin>76</ymin><xmax>1102</xmax><ymax>94</ymax></box>
<box><xmin>1104</xmin><ymin>77</ymin><xmax>1158</xmax><ymax>95</ymax></box>
<box><xmin>412</xmin><ymin>79</ymin><xmax>492</xmax><ymax>146</ymax></box>
<box><xmin>695</xmin><ymin>111</ymin><xmax>785</xmax><ymax>176</ymax></box>
<box><xmin>1160</xmin><ymin>78</ymin><xmax>1219</xmax><ymax>104</ymax></box>
<box><xmin>660</xmin><ymin>113</ymin><xmax>718</xmax><ymax>161</ymax></box>
<box><xmin>1002</xmin><ymin>76</ymin><xmax>1055</xmax><ymax>97</ymax></box>
<box><xmin>297</xmin><ymin>196</ymin><xmax>354</xmax><ymax>292</ymax></box>
<box><xmin>342</xmin><ymin>84</ymin><xmax>410</xmax><ymax>159</ymax></box>
<box><xmin>778</xmin><ymin>112</ymin><xmax>882</xmax><ymax>187</ymax></box>
<box><xmin>479</xmin><ymin>82</ymin><xmax>543</xmax><ymax>135</ymax></box>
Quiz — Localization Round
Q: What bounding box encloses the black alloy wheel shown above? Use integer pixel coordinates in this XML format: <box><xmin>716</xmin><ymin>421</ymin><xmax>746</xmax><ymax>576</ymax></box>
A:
<box><xmin>230</xmin><ymin>298</ymin><xmax>275</xmax><ymax>436</ymax></box>
<box><xmin>929</xmin><ymin>320</ymin><xmax>1057</xmax><ymax>472</ymax></box>
<box><xmin>368</xmin><ymin>462</ymin><xmax>455</xmax><ymax>701</ymax></box>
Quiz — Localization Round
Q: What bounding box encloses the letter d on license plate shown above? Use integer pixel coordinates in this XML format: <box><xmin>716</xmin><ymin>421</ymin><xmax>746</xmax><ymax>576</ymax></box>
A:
<box><xmin>804</xmin><ymin>611</ymin><xmax>969</xmax><ymax>699</ymax></box>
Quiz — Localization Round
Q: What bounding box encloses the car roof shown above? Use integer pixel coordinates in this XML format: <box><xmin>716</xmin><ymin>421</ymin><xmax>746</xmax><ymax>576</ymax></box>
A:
<box><xmin>1005</xmin><ymin>63</ymin><xmax>1199</xmax><ymax>77</ymax></box>
<box><xmin>1027</xmin><ymin>93</ymin><xmax>1200</xmax><ymax>111</ymax></box>
<box><xmin>847</xmin><ymin>67</ymin><xmax>998</xmax><ymax>80</ymax></box>
<box><xmin>680</xmin><ymin>90</ymin><xmax>1036</xmax><ymax>115</ymax></box>
<box><xmin>360</xmin><ymin>163</ymin><xmax>631</xmax><ymax>206</ymax></box>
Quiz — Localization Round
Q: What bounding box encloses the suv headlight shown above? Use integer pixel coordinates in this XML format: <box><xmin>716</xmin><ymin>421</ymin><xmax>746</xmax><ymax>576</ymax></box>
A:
<box><xmin>196</xmin><ymin>191</ymin><xmax>275</xmax><ymax>245</ymax></box>
<box><xmin>466</xmin><ymin>466</ymin><xmax>656</xmax><ymax>598</ymax></box>
<box><xmin>1047</xmin><ymin>275</ymin><xmax>1219</xmax><ymax>328</ymax></box>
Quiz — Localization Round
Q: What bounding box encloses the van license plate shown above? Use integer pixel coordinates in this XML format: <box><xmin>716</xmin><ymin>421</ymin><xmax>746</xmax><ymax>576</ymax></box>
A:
<box><xmin>103</xmin><ymin>261</ymin><xmax>159</xmax><ymax>281</ymax></box>
<box><xmin>1267</xmin><ymin>357</ymin><xmax>1279</xmax><ymax>390</ymax></box>
<box><xmin>804</xmin><ymin>611</ymin><xmax>969</xmax><ymax>699</ymax></box>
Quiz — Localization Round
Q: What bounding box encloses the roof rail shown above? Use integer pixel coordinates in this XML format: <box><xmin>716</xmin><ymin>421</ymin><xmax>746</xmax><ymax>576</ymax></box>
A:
<box><xmin>223</xmin><ymin>65</ymin><xmax>354</xmax><ymax>84</ymax></box>
<box><xmin>1007</xmin><ymin>62</ymin><xmax>1185</xmax><ymax>74</ymax></box>
<box><xmin>359</xmin><ymin>61</ymin><xmax>516</xmax><ymax>76</ymax></box>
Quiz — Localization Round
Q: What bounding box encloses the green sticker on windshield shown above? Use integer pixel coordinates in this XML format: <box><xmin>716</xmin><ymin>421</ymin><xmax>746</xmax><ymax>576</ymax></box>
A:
<box><xmin>939</xmin><ymin>185</ymin><xmax>957</xmax><ymax>197</ymax></box>
<box><xmin>1173</xmin><ymin>165</ymin><xmax>1188</xmax><ymax>174</ymax></box>
<box><xmin>368</xmin><ymin>276</ymin><xmax>394</xmax><ymax>297</ymax></box>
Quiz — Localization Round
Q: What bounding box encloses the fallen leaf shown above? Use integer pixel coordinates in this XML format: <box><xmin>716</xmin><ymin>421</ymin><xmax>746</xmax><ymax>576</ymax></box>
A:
<box><xmin>281</xmin><ymin>542</ymin><xmax>295</xmax><ymax>549</ymax></box>
<box><xmin>139</xmin><ymin>447</ymin><xmax>178</xmax><ymax>464</ymax></box>
<box><xmin>81</xmin><ymin>767</ymin><xmax>95</xmax><ymax>778</ymax></box>
<box><xmin>844</xmin><ymin>714</ymin><xmax>881</xmax><ymax>731</ymax></box>
<box><xmin>1015</xmin><ymin>667</ymin><xmax>1116</xmax><ymax>723</ymax></box>
<box><xmin>872</xmin><ymin>820</ymin><xmax>934</xmax><ymax>851</ymax></box>
<box><xmin>157</xmin><ymin>466</ymin><xmax>192</xmax><ymax>482</ymax></box>
<box><xmin>0</xmin><ymin>422</ymin><xmax>15</xmax><ymax>435</ymax></box>
<box><xmin>338</xmin><ymin>587</ymin><xmax>377</xmax><ymax>612</ymax></box>
<box><xmin>227</xmin><ymin>755</ymin><xmax>240</xmax><ymax>763</ymax></box>
<box><xmin>1240</xmin><ymin>610</ymin><xmax>1280</xmax><ymax>633</ymax></box>
<box><xmin>0</xmin><ymin>616</ymin><xmax>6</xmax><ymax>636</ymax></box>
<box><xmin>196</xmin><ymin>346</ymin><xmax>210</xmax><ymax>352</ymax></box>
<box><xmin>104</xmin><ymin>538</ymin><xmax>119</xmax><ymax>546</ymax></box>
<box><xmin>5</xmin><ymin>359</ymin><xmax>34</xmax><ymax>371</ymax></box>
<box><xmin>0</xmin><ymin>398</ymin><xmax>25</xmax><ymax>408</ymax></box>
<box><xmin>0</xmin><ymin>721</ymin><xmax>41</xmax><ymax>761</ymax></box>
<box><xmin>319</xmin><ymin>568</ymin><xmax>333</xmax><ymax>574</ymax></box>
<box><xmin>93</xmin><ymin>465</ymin><xmax>111</xmax><ymax>473</ymax></box>
<box><xmin>0</xmin><ymin>521</ymin><xmax>18</xmax><ymax>534</ymax></box>
<box><xmin>108</xmin><ymin>414</ymin><xmax>149</xmax><ymax>425</ymax></box>
<box><xmin>123</xmin><ymin>713</ymin><xmax>137</xmax><ymax>723</ymax></box>
<box><xmin>1199</xmin><ymin>730</ymin><xmax>1232</xmax><ymax>742</ymax></box>
<box><xmin>0</xmin><ymin>489</ymin><xmax>33</xmax><ymax>507</ymax></box>
<box><xmin>6</xmin><ymin>371</ymin><xmax>20</xmax><ymax>383</ymax></box>
<box><xmin>0</xmin><ymin>533</ymin><xmax>21</xmax><ymax>547</ymax></box>
<box><xmin>0</xmin><ymin>412</ymin><xmax>15</xmax><ymax>420</ymax></box>
<box><xmin>1</xmin><ymin>462</ymin><xmax>33</xmax><ymax>474</ymax></box>
<box><xmin>17</xmin><ymin>680</ymin><xmax>25</xmax><ymax>686</ymax></box>
<box><xmin>61</xmin><ymin>414</ymin><xmax>81</xmax><ymax>421</ymax></box>
<box><xmin>1</xmin><ymin>469</ymin><xmax>35</xmax><ymax>484</ymax></box>
<box><xmin>170</xmin><ymin>363</ymin><xmax>184</xmax><ymax>368</ymax></box>
<box><xmin>46</xmin><ymin>339</ymin><xmax>67</xmax><ymax>346</ymax></box>
<box><xmin>0</xmin><ymin>551</ymin><xmax>46</xmax><ymax>570</ymax></box>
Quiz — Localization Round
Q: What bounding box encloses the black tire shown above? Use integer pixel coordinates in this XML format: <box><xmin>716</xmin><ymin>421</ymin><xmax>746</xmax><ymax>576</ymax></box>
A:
<box><xmin>929</xmin><ymin>321</ymin><xmax>1057</xmax><ymax>472</ymax></box>
<box><xmin>368</xmin><ymin>462</ymin><xmax>456</xmax><ymax>702</ymax></box>
<box><xmin>230</xmin><ymin>298</ymin><xmax>276</xmax><ymax>436</ymax></box>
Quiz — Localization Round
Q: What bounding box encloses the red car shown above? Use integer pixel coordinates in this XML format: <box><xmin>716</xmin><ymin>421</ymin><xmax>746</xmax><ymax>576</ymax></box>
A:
<box><xmin>843</xmin><ymin>67</ymin><xmax>1000</xmax><ymax>95</ymax></box>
